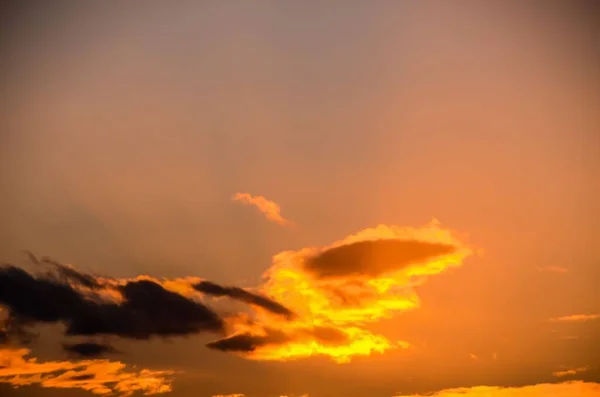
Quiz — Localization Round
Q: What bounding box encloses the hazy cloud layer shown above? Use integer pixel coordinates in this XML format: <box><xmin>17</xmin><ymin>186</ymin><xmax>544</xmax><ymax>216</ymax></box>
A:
<box><xmin>232</xmin><ymin>193</ymin><xmax>292</xmax><ymax>226</ymax></box>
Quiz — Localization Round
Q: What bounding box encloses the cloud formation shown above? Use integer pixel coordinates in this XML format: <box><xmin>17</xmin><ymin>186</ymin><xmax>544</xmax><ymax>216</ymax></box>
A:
<box><xmin>1</xmin><ymin>220</ymin><xmax>475</xmax><ymax>395</ymax></box>
<box><xmin>303</xmin><ymin>239</ymin><xmax>457</xmax><ymax>279</ymax></box>
<box><xmin>0</xmin><ymin>347</ymin><xmax>173</xmax><ymax>396</ymax></box>
<box><xmin>392</xmin><ymin>381</ymin><xmax>600</xmax><ymax>397</ymax></box>
<box><xmin>0</xmin><ymin>265</ymin><xmax>225</xmax><ymax>340</ymax></box>
<box><xmin>232</xmin><ymin>193</ymin><xmax>292</xmax><ymax>226</ymax></box>
<box><xmin>550</xmin><ymin>314</ymin><xmax>600</xmax><ymax>322</ymax></box>
<box><xmin>63</xmin><ymin>342</ymin><xmax>119</xmax><ymax>358</ymax></box>
<box><xmin>210</xmin><ymin>221</ymin><xmax>474</xmax><ymax>363</ymax></box>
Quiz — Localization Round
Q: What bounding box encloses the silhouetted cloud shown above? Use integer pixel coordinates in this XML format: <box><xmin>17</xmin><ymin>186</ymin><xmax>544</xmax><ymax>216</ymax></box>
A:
<box><xmin>232</xmin><ymin>193</ymin><xmax>292</xmax><ymax>226</ymax></box>
<box><xmin>193</xmin><ymin>281</ymin><xmax>295</xmax><ymax>319</ymax></box>
<box><xmin>23</xmin><ymin>251</ymin><xmax>103</xmax><ymax>289</ymax></box>
<box><xmin>63</xmin><ymin>342</ymin><xmax>118</xmax><ymax>358</ymax></box>
<box><xmin>207</xmin><ymin>328</ymin><xmax>291</xmax><ymax>352</ymax></box>
<box><xmin>207</xmin><ymin>326</ymin><xmax>349</xmax><ymax>353</ymax></box>
<box><xmin>0</xmin><ymin>265</ymin><xmax>224</xmax><ymax>341</ymax></box>
<box><xmin>304</xmin><ymin>239</ymin><xmax>457</xmax><ymax>279</ymax></box>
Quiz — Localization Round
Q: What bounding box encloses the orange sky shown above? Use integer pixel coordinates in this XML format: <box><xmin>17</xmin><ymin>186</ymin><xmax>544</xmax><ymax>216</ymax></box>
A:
<box><xmin>1</xmin><ymin>2</ymin><xmax>599</xmax><ymax>397</ymax></box>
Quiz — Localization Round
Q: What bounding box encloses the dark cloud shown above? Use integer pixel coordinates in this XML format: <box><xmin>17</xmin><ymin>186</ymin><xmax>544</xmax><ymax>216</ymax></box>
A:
<box><xmin>67</xmin><ymin>373</ymin><xmax>96</xmax><ymax>381</ymax></box>
<box><xmin>0</xmin><ymin>265</ymin><xmax>224</xmax><ymax>341</ymax></box>
<box><xmin>304</xmin><ymin>239</ymin><xmax>457</xmax><ymax>279</ymax></box>
<box><xmin>44</xmin><ymin>259</ymin><xmax>102</xmax><ymax>290</ymax></box>
<box><xmin>207</xmin><ymin>328</ymin><xmax>290</xmax><ymax>352</ymax></box>
<box><xmin>206</xmin><ymin>326</ymin><xmax>347</xmax><ymax>353</ymax></box>
<box><xmin>23</xmin><ymin>251</ymin><xmax>102</xmax><ymax>289</ymax></box>
<box><xmin>193</xmin><ymin>281</ymin><xmax>296</xmax><ymax>319</ymax></box>
<box><xmin>63</xmin><ymin>342</ymin><xmax>118</xmax><ymax>358</ymax></box>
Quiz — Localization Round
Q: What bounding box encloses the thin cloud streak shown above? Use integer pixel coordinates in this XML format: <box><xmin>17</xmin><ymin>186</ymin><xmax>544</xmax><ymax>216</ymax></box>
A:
<box><xmin>550</xmin><ymin>314</ymin><xmax>600</xmax><ymax>322</ymax></box>
<box><xmin>392</xmin><ymin>381</ymin><xmax>600</xmax><ymax>397</ymax></box>
<box><xmin>552</xmin><ymin>367</ymin><xmax>589</xmax><ymax>378</ymax></box>
<box><xmin>232</xmin><ymin>193</ymin><xmax>293</xmax><ymax>226</ymax></box>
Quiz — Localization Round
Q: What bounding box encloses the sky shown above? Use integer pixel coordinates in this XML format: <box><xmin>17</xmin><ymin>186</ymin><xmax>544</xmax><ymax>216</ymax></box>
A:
<box><xmin>1</xmin><ymin>1</ymin><xmax>599</xmax><ymax>397</ymax></box>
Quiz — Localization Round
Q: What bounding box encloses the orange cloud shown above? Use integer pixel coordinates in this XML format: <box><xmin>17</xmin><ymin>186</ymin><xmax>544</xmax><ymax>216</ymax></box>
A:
<box><xmin>550</xmin><ymin>314</ymin><xmax>600</xmax><ymax>322</ymax></box>
<box><xmin>0</xmin><ymin>347</ymin><xmax>173</xmax><ymax>396</ymax></box>
<box><xmin>553</xmin><ymin>367</ymin><xmax>588</xmax><ymax>378</ymax></box>
<box><xmin>3</xmin><ymin>221</ymin><xmax>475</xmax><ymax>372</ymax></box>
<box><xmin>232</xmin><ymin>193</ymin><xmax>292</xmax><ymax>226</ymax></box>
<box><xmin>208</xmin><ymin>220</ymin><xmax>475</xmax><ymax>363</ymax></box>
<box><xmin>392</xmin><ymin>381</ymin><xmax>600</xmax><ymax>397</ymax></box>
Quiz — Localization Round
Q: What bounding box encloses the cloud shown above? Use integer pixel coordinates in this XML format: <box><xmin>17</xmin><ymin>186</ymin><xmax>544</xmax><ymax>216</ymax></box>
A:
<box><xmin>63</xmin><ymin>342</ymin><xmax>119</xmax><ymax>358</ymax></box>
<box><xmin>207</xmin><ymin>328</ymin><xmax>291</xmax><ymax>352</ymax></box>
<box><xmin>24</xmin><ymin>251</ymin><xmax>103</xmax><ymax>289</ymax></box>
<box><xmin>210</xmin><ymin>221</ymin><xmax>474</xmax><ymax>363</ymax></box>
<box><xmin>206</xmin><ymin>325</ymin><xmax>348</xmax><ymax>353</ymax></box>
<box><xmin>303</xmin><ymin>239</ymin><xmax>457</xmax><ymax>279</ymax></box>
<box><xmin>0</xmin><ymin>347</ymin><xmax>173</xmax><ymax>396</ymax></box>
<box><xmin>392</xmin><ymin>381</ymin><xmax>600</xmax><ymax>397</ymax></box>
<box><xmin>552</xmin><ymin>367</ymin><xmax>588</xmax><ymax>377</ymax></box>
<box><xmin>0</xmin><ymin>265</ymin><xmax>225</xmax><ymax>340</ymax></box>
<box><xmin>193</xmin><ymin>281</ymin><xmax>296</xmax><ymax>319</ymax></box>
<box><xmin>211</xmin><ymin>394</ymin><xmax>307</xmax><ymax>397</ymax></box>
<box><xmin>550</xmin><ymin>314</ymin><xmax>600</xmax><ymax>322</ymax></box>
<box><xmin>232</xmin><ymin>193</ymin><xmax>292</xmax><ymax>226</ymax></box>
<box><xmin>1</xmin><ymin>220</ymin><xmax>475</xmax><ymax>394</ymax></box>
<box><xmin>211</xmin><ymin>395</ymin><xmax>245</xmax><ymax>397</ymax></box>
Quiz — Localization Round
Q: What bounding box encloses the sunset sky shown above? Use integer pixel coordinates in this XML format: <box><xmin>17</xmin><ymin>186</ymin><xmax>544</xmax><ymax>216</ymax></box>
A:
<box><xmin>1</xmin><ymin>2</ymin><xmax>599</xmax><ymax>397</ymax></box>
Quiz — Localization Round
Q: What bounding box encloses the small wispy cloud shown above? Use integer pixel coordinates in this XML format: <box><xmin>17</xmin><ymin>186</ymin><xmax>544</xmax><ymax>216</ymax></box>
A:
<box><xmin>232</xmin><ymin>193</ymin><xmax>292</xmax><ymax>226</ymax></box>
<box><xmin>536</xmin><ymin>265</ymin><xmax>568</xmax><ymax>273</ymax></box>
<box><xmin>392</xmin><ymin>381</ymin><xmax>600</xmax><ymax>397</ymax></box>
<box><xmin>550</xmin><ymin>314</ymin><xmax>600</xmax><ymax>322</ymax></box>
<box><xmin>211</xmin><ymin>394</ymin><xmax>245</xmax><ymax>397</ymax></box>
<box><xmin>552</xmin><ymin>367</ymin><xmax>588</xmax><ymax>378</ymax></box>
